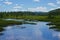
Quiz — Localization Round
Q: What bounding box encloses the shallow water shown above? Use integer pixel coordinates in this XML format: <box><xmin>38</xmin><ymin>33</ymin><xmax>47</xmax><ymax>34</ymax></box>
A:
<box><xmin>0</xmin><ymin>22</ymin><xmax>60</xmax><ymax>40</ymax></box>
<box><xmin>3</xmin><ymin>19</ymin><xmax>24</xmax><ymax>22</ymax></box>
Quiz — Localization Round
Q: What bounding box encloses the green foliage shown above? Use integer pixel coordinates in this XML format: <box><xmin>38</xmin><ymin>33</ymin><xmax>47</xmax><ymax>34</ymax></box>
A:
<box><xmin>48</xmin><ymin>8</ymin><xmax>60</xmax><ymax>19</ymax></box>
<box><xmin>47</xmin><ymin>8</ymin><xmax>60</xmax><ymax>31</ymax></box>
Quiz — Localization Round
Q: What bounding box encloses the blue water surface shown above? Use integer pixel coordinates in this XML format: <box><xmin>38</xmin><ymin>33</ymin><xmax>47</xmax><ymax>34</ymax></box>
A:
<box><xmin>0</xmin><ymin>22</ymin><xmax>60</xmax><ymax>40</ymax></box>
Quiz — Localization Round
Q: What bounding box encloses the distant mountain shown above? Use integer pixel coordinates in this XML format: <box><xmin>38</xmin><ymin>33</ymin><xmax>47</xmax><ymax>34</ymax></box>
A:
<box><xmin>0</xmin><ymin>11</ymin><xmax>48</xmax><ymax>16</ymax></box>
<box><xmin>33</xmin><ymin>12</ymin><xmax>48</xmax><ymax>16</ymax></box>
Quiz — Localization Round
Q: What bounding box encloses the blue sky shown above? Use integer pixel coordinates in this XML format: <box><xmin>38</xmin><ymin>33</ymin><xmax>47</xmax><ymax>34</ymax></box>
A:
<box><xmin>0</xmin><ymin>0</ymin><xmax>60</xmax><ymax>12</ymax></box>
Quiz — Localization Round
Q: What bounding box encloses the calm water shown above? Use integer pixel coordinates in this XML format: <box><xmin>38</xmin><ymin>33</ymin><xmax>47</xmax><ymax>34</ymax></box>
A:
<box><xmin>0</xmin><ymin>21</ymin><xmax>60</xmax><ymax>40</ymax></box>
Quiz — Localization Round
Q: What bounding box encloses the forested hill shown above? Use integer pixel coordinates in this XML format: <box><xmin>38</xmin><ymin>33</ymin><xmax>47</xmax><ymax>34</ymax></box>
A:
<box><xmin>0</xmin><ymin>11</ymin><xmax>48</xmax><ymax>16</ymax></box>
<box><xmin>0</xmin><ymin>8</ymin><xmax>60</xmax><ymax>17</ymax></box>
<box><xmin>49</xmin><ymin>8</ymin><xmax>60</xmax><ymax>15</ymax></box>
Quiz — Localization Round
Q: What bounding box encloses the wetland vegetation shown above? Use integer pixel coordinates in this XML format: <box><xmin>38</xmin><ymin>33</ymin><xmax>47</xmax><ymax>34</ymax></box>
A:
<box><xmin>0</xmin><ymin>8</ymin><xmax>60</xmax><ymax>32</ymax></box>
<box><xmin>0</xmin><ymin>8</ymin><xmax>60</xmax><ymax>40</ymax></box>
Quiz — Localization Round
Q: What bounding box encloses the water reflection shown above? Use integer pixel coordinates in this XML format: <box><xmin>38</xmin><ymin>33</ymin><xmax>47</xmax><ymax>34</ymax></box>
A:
<box><xmin>0</xmin><ymin>20</ymin><xmax>37</xmax><ymax>31</ymax></box>
<box><xmin>47</xmin><ymin>22</ymin><xmax>60</xmax><ymax>32</ymax></box>
<box><xmin>0</xmin><ymin>27</ymin><xmax>4</xmax><ymax>32</ymax></box>
<box><xmin>0</xmin><ymin>27</ymin><xmax>4</xmax><ymax>36</ymax></box>
<box><xmin>0</xmin><ymin>21</ymin><xmax>37</xmax><ymax>36</ymax></box>
<box><xmin>0</xmin><ymin>21</ymin><xmax>60</xmax><ymax>40</ymax></box>
<box><xmin>0</xmin><ymin>32</ymin><xmax>4</xmax><ymax>36</ymax></box>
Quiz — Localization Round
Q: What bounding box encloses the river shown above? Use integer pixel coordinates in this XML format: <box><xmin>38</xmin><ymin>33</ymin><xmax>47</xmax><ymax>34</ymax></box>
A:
<box><xmin>0</xmin><ymin>21</ymin><xmax>60</xmax><ymax>40</ymax></box>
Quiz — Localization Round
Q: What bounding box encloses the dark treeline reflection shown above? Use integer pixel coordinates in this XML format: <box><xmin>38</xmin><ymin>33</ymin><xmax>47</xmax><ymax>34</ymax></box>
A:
<box><xmin>47</xmin><ymin>8</ymin><xmax>60</xmax><ymax>32</ymax></box>
<box><xmin>0</xmin><ymin>27</ymin><xmax>4</xmax><ymax>36</ymax></box>
<box><xmin>0</xmin><ymin>20</ymin><xmax>37</xmax><ymax>36</ymax></box>
<box><xmin>0</xmin><ymin>27</ymin><xmax>5</xmax><ymax>32</ymax></box>
<box><xmin>47</xmin><ymin>21</ymin><xmax>60</xmax><ymax>31</ymax></box>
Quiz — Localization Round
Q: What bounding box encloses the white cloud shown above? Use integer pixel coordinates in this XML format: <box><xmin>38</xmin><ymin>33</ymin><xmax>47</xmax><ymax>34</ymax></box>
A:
<box><xmin>48</xmin><ymin>3</ymin><xmax>57</xmax><ymax>7</ymax></box>
<box><xmin>4</xmin><ymin>1</ymin><xmax>12</xmax><ymax>5</ymax></box>
<box><xmin>12</xmin><ymin>9</ymin><xmax>19</xmax><ymax>11</ymax></box>
<box><xmin>33</xmin><ymin>0</ymin><xmax>40</xmax><ymax>2</ymax></box>
<box><xmin>50</xmin><ymin>8</ymin><xmax>57</xmax><ymax>11</ymax></box>
<box><xmin>28</xmin><ymin>6</ymin><xmax>48</xmax><ymax>12</ymax></box>
<box><xmin>49</xmin><ymin>6</ymin><xmax>60</xmax><ymax>11</ymax></box>
<box><xmin>13</xmin><ymin>6</ymin><xmax>22</xmax><ymax>9</ymax></box>
<box><xmin>57</xmin><ymin>7</ymin><xmax>60</xmax><ymax>8</ymax></box>
<box><xmin>56</xmin><ymin>0</ymin><xmax>60</xmax><ymax>4</ymax></box>
<box><xmin>20</xmin><ymin>9</ymin><xmax>28</xmax><ymax>11</ymax></box>
<box><xmin>53</xmin><ymin>32</ymin><xmax>60</xmax><ymax>39</ymax></box>
<box><xmin>12</xmin><ymin>4</ymin><xmax>23</xmax><ymax>11</ymax></box>
<box><xmin>13</xmin><ymin>4</ymin><xmax>22</xmax><ymax>9</ymax></box>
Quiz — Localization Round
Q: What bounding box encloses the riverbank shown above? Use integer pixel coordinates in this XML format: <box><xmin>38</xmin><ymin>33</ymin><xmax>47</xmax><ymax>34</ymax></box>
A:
<box><xmin>0</xmin><ymin>15</ymin><xmax>60</xmax><ymax>27</ymax></box>
<box><xmin>3</xmin><ymin>16</ymin><xmax>49</xmax><ymax>21</ymax></box>
<box><xmin>0</xmin><ymin>19</ymin><xmax>22</xmax><ymax>27</ymax></box>
<box><xmin>0</xmin><ymin>15</ymin><xmax>60</xmax><ymax>32</ymax></box>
